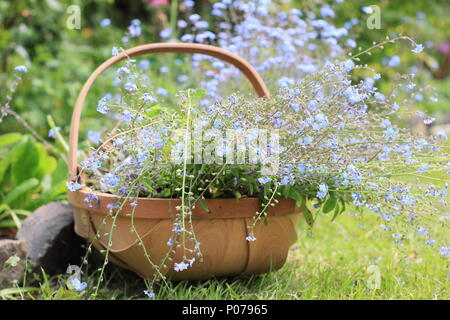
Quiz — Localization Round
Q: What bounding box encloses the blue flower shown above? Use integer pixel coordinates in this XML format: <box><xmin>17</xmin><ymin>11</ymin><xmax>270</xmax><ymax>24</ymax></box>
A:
<box><xmin>412</xmin><ymin>43</ymin><xmax>424</xmax><ymax>54</ymax></box>
<box><xmin>139</xmin><ymin>59</ymin><xmax>150</xmax><ymax>70</ymax></box>
<box><xmin>184</xmin><ymin>0</ymin><xmax>195</xmax><ymax>9</ymax></box>
<box><xmin>142</xmin><ymin>93</ymin><xmax>157</xmax><ymax>103</ymax></box>
<box><xmin>177</xmin><ymin>75</ymin><xmax>188</xmax><ymax>83</ymax></box>
<box><xmin>341</xmin><ymin>60</ymin><xmax>355</xmax><ymax>72</ymax></box>
<box><xmin>423</xmin><ymin>117</ymin><xmax>435</xmax><ymax>125</ymax></box>
<box><xmin>128</xmin><ymin>20</ymin><xmax>142</xmax><ymax>37</ymax></box>
<box><xmin>144</xmin><ymin>290</ymin><xmax>156</xmax><ymax>298</ymax></box>
<box><xmin>111</xmin><ymin>47</ymin><xmax>119</xmax><ymax>56</ymax></box>
<box><xmin>156</xmin><ymin>87</ymin><xmax>168</xmax><ymax>96</ymax></box>
<box><xmin>387</xmin><ymin>55</ymin><xmax>400</xmax><ymax>67</ymax></box>
<box><xmin>320</xmin><ymin>5</ymin><xmax>335</xmax><ymax>17</ymax></box>
<box><xmin>100</xmin><ymin>18</ymin><xmax>111</xmax><ymax>27</ymax></box>
<box><xmin>436</xmin><ymin>131</ymin><xmax>448</xmax><ymax>141</ymax></box>
<box><xmin>189</xmin><ymin>14</ymin><xmax>201</xmax><ymax>22</ymax></box>
<box><xmin>439</xmin><ymin>246</ymin><xmax>449</xmax><ymax>256</ymax></box>
<box><xmin>297</xmin><ymin>64</ymin><xmax>317</xmax><ymax>74</ymax></box>
<box><xmin>346</xmin><ymin>39</ymin><xmax>356</xmax><ymax>48</ymax></box>
<box><xmin>177</xmin><ymin>20</ymin><xmax>188</xmax><ymax>28</ymax></box>
<box><xmin>88</xmin><ymin>131</ymin><xmax>101</xmax><ymax>145</ymax></box>
<box><xmin>97</xmin><ymin>95</ymin><xmax>110</xmax><ymax>114</ymax></box>
<box><xmin>83</xmin><ymin>192</ymin><xmax>99</xmax><ymax>208</ymax></box>
<box><xmin>195</xmin><ymin>21</ymin><xmax>209</xmax><ymax>29</ymax></box>
<box><xmin>181</xmin><ymin>34</ymin><xmax>194</xmax><ymax>42</ymax></box>
<box><xmin>70</xmin><ymin>278</ymin><xmax>87</xmax><ymax>291</ymax></box>
<box><xmin>417</xmin><ymin>227</ymin><xmax>428</xmax><ymax>236</ymax></box>
<box><xmin>258</xmin><ymin>176</ymin><xmax>272</xmax><ymax>184</ymax></box>
<box><xmin>351</xmin><ymin>192</ymin><xmax>366</xmax><ymax>206</ymax></box>
<box><xmin>104</xmin><ymin>172</ymin><xmax>119</xmax><ymax>187</ymax></box>
<box><xmin>374</xmin><ymin>92</ymin><xmax>385</xmax><ymax>101</ymax></box>
<box><xmin>14</xmin><ymin>65</ymin><xmax>28</xmax><ymax>73</ymax></box>
<box><xmin>277</xmin><ymin>77</ymin><xmax>295</xmax><ymax>87</ymax></box>
<box><xmin>124</xmin><ymin>82</ymin><xmax>137</xmax><ymax>92</ymax></box>
<box><xmin>344</xmin><ymin>87</ymin><xmax>364</xmax><ymax>105</ymax></box>
<box><xmin>81</xmin><ymin>157</ymin><xmax>100</xmax><ymax>170</ymax></box>
<box><xmin>160</xmin><ymin>66</ymin><xmax>169</xmax><ymax>73</ymax></box>
<box><xmin>67</xmin><ymin>181</ymin><xmax>85</xmax><ymax>192</ymax></box>
<box><xmin>297</xmin><ymin>136</ymin><xmax>313</xmax><ymax>146</ymax></box>
<box><xmin>317</xmin><ymin>183</ymin><xmax>328</xmax><ymax>199</ymax></box>
<box><xmin>174</xmin><ymin>261</ymin><xmax>189</xmax><ymax>272</ymax></box>
<box><xmin>160</xmin><ymin>28</ymin><xmax>172</xmax><ymax>39</ymax></box>
<box><xmin>120</xmin><ymin>110</ymin><xmax>132</xmax><ymax>122</ymax></box>
<box><xmin>361</xmin><ymin>6</ymin><xmax>373</xmax><ymax>14</ymax></box>
<box><xmin>279</xmin><ymin>176</ymin><xmax>292</xmax><ymax>186</ymax></box>
<box><xmin>311</xmin><ymin>113</ymin><xmax>328</xmax><ymax>131</ymax></box>
<box><xmin>48</xmin><ymin>127</ymin><xmax>61</xmax><ymax>139</ymax></box>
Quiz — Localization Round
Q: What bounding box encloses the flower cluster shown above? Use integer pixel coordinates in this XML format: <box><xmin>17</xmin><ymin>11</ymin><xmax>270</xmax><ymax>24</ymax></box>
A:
<box><xmin>75</xmin><ymin>53</ymin><xmax>449</xmax><ymax>283</ymax></box>
<box><xmin>175</xmin><ymin>0</ymin><xmax>355</xmax><ymax>103</ymax></box>
<box><xmin>73</xmin><ymin>0</ymin><xmax>449</xmax><ymax>295</ymax></box>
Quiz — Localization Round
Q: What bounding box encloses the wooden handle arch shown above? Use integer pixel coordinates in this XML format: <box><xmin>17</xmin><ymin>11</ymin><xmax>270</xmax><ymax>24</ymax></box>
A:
<box><xmin>68</xmin><ymin>43</ymin><xmax>270</xmax><ymax>181</ymax></box>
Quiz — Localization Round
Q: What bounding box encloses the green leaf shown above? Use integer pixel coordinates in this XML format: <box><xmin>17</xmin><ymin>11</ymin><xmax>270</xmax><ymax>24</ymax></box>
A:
<box><xmin>0</xmin><ymin>136</ymin><xmax>28</xmax><ymax>183</ymax></box>
<box><xmin>263</xmin><ymin>183</ymin><xmax>271</xmax><ymax>198</ymax></box>
<box><xmin>0</xmin><ymin>133</ymin><xmax>22</xmax><ymax>147</ymax></box>
<box><xmin>331</xmin><ymin>204</ymin><xmax>341</xmax><ymax>222</ymax></box>
<box><xmin>331</xmin><ymin>199</ymin><xmax>346</xmax><ymax>222</ymax></box>
<box><xmin>146</xmin><ymin>107</ymin><xmax>161</xmax><ymax>118</ymax></box>
<box><xmin>160</xmin><ymin>188</ymin><xmax>171</xmax><ymax>197</ymax></box>
<box><xmin>51</xmin><ymin>158</ymin><xmax>68</xmax><ymax>185</ymax></box>
<box><xmin>0</xmin><ymin>157</ymin><xmax>11</xmax><ymax>185</ymax></box>
<box><xmin>0</xmin><ymin>220</ymin><xmax>19</xmax><ymax>228</ymax></box>
<box><xmin>26</xmin><ymin>180</ymin><xmax>66</xmax><ymax>211</ymax></box>
<box><xmin>34</xmin><ymin>143</ymin><xmax>57</xmax><ymax>181</ymax></box>
<box><xmin>281</xmin><ymin>184</ymin><xmax>291</xmax><ymax>198</ymax></box>
<box><xmin>2</xmin><ymin>178</ymin><xmax>39</xmax><ymax>206</ymax></box>
<box><xmin>11</xmin><ymin>136</ymin><xmax>39</xmax><ymax>185</ymax></box>
<box><xmin>322</xmin><ymin>193</ymin><xmax>338</xmax><ymax>214</ymax></box>
<box><xmin>197</xmin><ymin>199</ymin><xmax>210</xmax><ymax>213</ymax></box>
<box><xmin>190</xmin><ymin>88</ymin><xmax>206</xmax><ymax>98</ymax></box>
<box><xmin>289</xmin><ymin>189</ymin><xmax>303</xmax><ymax>207</ymax></box>
<box><xmin>301</xmin><ymin>201</ymin><xmax>315</xmax><ymax>227</ymax></box>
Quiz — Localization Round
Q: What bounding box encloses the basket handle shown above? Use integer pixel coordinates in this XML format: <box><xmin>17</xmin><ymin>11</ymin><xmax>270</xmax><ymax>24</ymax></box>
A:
<box><xmin>68</xmin><ymin>43</ymin><xmax>270</xmax><ymax>181</ymax></box>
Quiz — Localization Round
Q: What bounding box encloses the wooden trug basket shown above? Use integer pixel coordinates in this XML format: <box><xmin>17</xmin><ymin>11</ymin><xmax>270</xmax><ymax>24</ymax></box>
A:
<box><xmin>67</xmin><ymin>43</ymin><xmax>300</xmax><ymax>280</ymax></box>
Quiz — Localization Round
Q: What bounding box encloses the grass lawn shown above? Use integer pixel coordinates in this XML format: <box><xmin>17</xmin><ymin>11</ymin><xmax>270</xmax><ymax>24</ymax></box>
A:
<box><xmin>2</xmin><ymin>211</ymin><xmax>448</xmax><ymax>300</ymax></box>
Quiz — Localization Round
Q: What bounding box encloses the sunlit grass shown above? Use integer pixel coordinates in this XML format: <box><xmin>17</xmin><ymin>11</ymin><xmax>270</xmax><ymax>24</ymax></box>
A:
<box><xmin>2</xmin><ymin>211</ymin><xmax>447</xmax><ymax>300</ymax></box>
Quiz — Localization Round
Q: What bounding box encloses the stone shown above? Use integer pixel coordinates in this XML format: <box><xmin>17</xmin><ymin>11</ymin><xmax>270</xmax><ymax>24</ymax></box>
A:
<box><xmin>16</xmin><ymin>202</ymin><xmax>85</xmax><ymax>275</ymax></box>
<box><xmin>0</xmin><ymin>239</ymin><xmax>27</xmax><ymax>289</ymax></box>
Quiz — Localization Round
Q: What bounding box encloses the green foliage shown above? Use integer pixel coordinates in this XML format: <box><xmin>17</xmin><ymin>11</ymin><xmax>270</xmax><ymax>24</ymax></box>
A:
<box><xmin>2</xmin><ymin>213</ymin><xmax>448</xmax><ymax>300</ymax></box>
<box><xmin>0</xmin><ymin>133</ymin><xmax>67</xmax><ymax>228</ymax></box>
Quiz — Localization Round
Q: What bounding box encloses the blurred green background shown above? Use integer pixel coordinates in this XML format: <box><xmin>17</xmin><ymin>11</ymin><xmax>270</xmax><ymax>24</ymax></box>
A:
<box><xmin>1</xmin><ymin>0</ymin><xmax>450</xmax><ymax>136</ymax></box>
<box><xmin>1</xmin><ymin>0</ymin><xmax>449</xmax><ymax>299</ymax></box>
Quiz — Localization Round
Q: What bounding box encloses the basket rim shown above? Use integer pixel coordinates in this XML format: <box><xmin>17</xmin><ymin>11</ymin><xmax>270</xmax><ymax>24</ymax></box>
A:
<box><xmin>68</xmin><ymin>187</ymin><xmax>301</xmax><ymax>219</ymax></box>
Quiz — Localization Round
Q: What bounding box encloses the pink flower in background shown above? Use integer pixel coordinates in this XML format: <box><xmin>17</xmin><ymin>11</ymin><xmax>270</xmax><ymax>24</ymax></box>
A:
<box><xmin>144</xmin><ymin>0</ymin><xmax>169</xmax><ymax>7</ymax></box>
<box><xmin>438</xmin><ymin>42</ymin><xmax>450</xmax><ymax>56</ymax></box>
